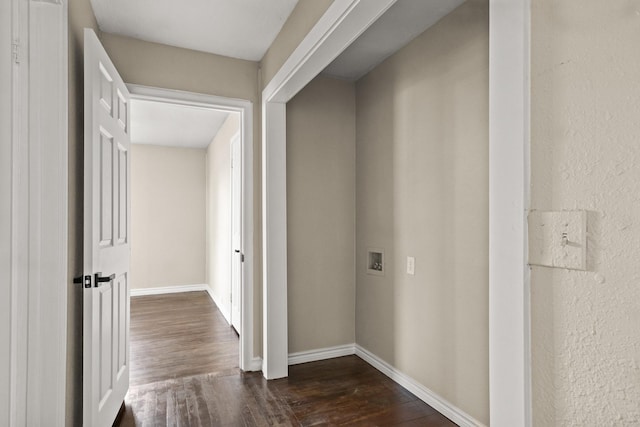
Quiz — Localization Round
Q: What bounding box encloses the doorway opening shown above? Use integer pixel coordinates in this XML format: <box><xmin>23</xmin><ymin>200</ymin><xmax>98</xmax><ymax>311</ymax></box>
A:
<box><xmin>127</xmin><ymin>85</ymin><xmax>255</xmax><ymax>373</ymax></box>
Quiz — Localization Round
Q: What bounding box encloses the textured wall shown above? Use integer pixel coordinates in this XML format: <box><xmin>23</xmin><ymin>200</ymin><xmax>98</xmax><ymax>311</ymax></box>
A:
<box><xmin>530</xmin><ymin>0</ymin><xmax>640</xmax><ymax>425</ymax></box>
<box><xmin>286</xmin><ymin>76</ymin><xmax>357</xmax><ymax>352</ymax></box>
<box><xmin>206</xmin><ymin>114</ymin><xmax>240</xmax><ymax>319</ymax></box>
<box><xmin>355</xmin><ymin>0</ymin><xmax>489</xmax><ymax>423</ymax></box>
<box><xmin>131</xmin><ymin>145</ymin><xmax>206</xmax><ymax>289</ymax></box>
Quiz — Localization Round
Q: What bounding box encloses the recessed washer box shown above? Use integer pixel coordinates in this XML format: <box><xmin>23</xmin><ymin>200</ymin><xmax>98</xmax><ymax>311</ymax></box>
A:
<box><xmin>367</xmin><ymin>248</ymin><xmax>385</xmax><ymax>276</ymax></box>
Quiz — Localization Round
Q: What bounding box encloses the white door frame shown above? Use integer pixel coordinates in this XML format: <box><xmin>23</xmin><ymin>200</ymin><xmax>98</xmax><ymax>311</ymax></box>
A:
<box><xmin>489</xmin><ymin>1</ymin><xmax>532</xmax><ymax>425</ymax></box>
<box><xmin>12</xmin><ymin>0</ymin><xmax>531</xmax><ymax>424</ymax></box>
<box><xmin>5</xmin><ymin>0</ymin><xmax>69</xmax><ymax>426</ymax></box>
<box><xmin>0</xmin><ymin>0</ymin><xmax>11</xmax><ymax>422</ymax></box>
<box><xmin>261</xmin><ymin>0</ymin><xmax>532</xmax><ymax>425</ymax></box>
<box><xmin>127</xmin><ymin>84</ymin><xmax>256</xmax><ymax>372</ymax></box>
<box><xmin>230</xmin><ymin>131</ymin><xmax>243</xmax><ymax>333</ymax></box>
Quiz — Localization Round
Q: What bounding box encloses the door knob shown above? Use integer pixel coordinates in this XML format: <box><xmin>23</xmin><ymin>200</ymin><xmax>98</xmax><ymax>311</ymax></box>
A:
<box><xmin>94</xmin><ymin>272</ymin><xmax>115</xmax><ymax>287</ymax></box>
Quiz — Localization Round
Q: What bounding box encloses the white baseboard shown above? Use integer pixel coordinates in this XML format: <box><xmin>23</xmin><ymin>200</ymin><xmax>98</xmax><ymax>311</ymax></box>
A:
<box><xmin>130</xmin><ymin>283</ymin><xmax>209</xmax><ymax>297</ymax></box>
<box><xmin>204</xmin><ymin>287</ymin><xmax>231</xmax><ymax>325</ymax></box>
<box><xmin>288</xmin><ymin>343</ymin><xmax>356</xmax><ymax>366</ymax></box>
<box><xmin>354</xmin><ymin>345</ymin><xmax>486</xmax><ymax>427</ymax></box>
<box><xmin>285</xmin><ymin>343</ymin><xmax>484</xmax><ymax>426</ymax></box>
<box><xmin>248</xmin><ymin>357</ymin><xmax>263</xmax><ymax>372</ymax></box>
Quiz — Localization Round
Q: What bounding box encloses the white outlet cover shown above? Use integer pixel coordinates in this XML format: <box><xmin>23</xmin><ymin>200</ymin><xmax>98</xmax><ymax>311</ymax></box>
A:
<box><xmin>528</xmin><ymin>210</ymin><xmax>587</xmax><ymax>270</ymax></box>
<box><xmin>407</xmin><ymin>256</ymin><xmax>415</xmax><ymax>275</ymax></box>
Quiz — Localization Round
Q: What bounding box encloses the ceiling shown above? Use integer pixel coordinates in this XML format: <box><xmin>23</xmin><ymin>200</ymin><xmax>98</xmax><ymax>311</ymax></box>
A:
<box><xmin>90</xmin><ymin>0</ymin><xmax>299</xmax><ymax>61</ymax></box>
<box><xmin>131</xmin><ymin>99</ymin><xmax>230</xmax><ymax>149</ymax></box>
<box><xmin>118</xmin><ymin>0</ymin><xmax>467</xmax><ymax>148</ymax></box>
<box><xmin>324</xmin><ymin>0</ymin><xmax>467</xmax><ymax>80</ymax></box>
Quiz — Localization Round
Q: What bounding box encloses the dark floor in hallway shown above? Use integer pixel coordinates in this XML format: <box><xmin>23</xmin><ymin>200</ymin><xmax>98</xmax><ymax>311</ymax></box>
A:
<box><xmin>127</xmin><ymin>291</ymin><xmax>239</xmax><ymax>387</ymax></box>
<box><xmin>116</xmin><ymin>292</ymin><xmax>456</xmax><ymax>426</ymax></box>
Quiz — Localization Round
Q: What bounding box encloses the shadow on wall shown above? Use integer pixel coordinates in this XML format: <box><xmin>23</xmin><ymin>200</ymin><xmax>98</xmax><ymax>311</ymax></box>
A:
<box><xmin>286</xmin><ymin>76</ymin><xmax>357</xmax><ymax>353</ymax></box>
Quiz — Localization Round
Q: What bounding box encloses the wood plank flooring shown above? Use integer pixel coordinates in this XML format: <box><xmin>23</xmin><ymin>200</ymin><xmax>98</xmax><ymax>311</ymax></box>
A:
<box><xmin>116</xmin><ymin>292</ymin><xmax>456</xmax><ymax>426</ymax></box>
<box><xmin>128</xmin><ymin>292</ymin><xmax>239</xmax><ymax>387</ymax></box>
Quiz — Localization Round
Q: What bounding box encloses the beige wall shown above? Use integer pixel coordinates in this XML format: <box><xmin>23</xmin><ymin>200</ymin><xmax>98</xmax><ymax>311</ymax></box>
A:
<box><xmin>206</xmin><ymin>114</ymin><xmax>240</xmax><ymax>317</ymax></box>
<box><xmin>260</xmin><ymin>0</ymin><xmax>334</xmax><ymax>88</ymax></box>
<box><xmin>100</xmin><ymin>33</ymin><xmax>257</xmax><ymax>102</ymax></box>
<box><xmin>67</xmin><ymin>1</ymin><xmax>99</xmax><ymax>425</ymax></box>
<box><xmin>0</xmin><ymin>0</ymin><xmax>11</xmax><ymax>423</ymax></box>
<box><xmin>100</xmin><ymin>32</ymin><xmax>264</xmax><ymax>355</ymax></box>
<box><xmin>354</xmin><ymin>0</ymin><xmax>489</xmax><ymax>423</ymax></box>
<box><xmin>286</xmin><ymin>76</ymin><xmax>356</xmax><ymax>352</ymax></box>
<box><xmin>131</xmin><ymin>145</ymin><xmax>206</xmax><ymax>289</ymax></box>
<box><xmin>531</xmin><ymin>1</ymin><xmax>640</xmax><ymax>425</ymax></box>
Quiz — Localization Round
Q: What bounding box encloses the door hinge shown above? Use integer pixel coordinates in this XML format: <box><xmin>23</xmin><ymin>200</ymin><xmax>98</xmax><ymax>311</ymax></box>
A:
<box><xmin>12</xmin><ymin>40</ymin><xmax>20</xmax><ymax>64</ymax></box>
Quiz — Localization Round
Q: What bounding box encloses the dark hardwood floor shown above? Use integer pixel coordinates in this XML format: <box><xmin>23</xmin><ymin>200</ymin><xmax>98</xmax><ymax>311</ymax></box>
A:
<box><xmin>116</xmin><ymin>292</ymin><xmax>456</xmax><ymax>426</ymax></box>
<box><xmin>128</xmin><ymin>292</ymin><xmax>239</xmax><ymax>387</ymax></box>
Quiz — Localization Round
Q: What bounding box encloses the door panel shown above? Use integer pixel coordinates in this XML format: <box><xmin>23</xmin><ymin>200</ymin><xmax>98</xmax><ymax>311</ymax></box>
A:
<box><xmin>117</xmin><ymin>144</ymin><xmax>128</xmax><ymax>244</ymax></box>
<box><xmin>84</xmin><ymin>28</ymin><xmax>131</xmax><ymax>427</ymax></box>
<box><xmin>99</xmin><ymin>64</ymin><xmax>113</xmax><ymax>112</ymax></box>
<box><xmin>116</xmin><ymin>274</ymin><xmax>128</xmax><ymax>376</ymax></box>
<box><xmin>116</xmin><ymin>89</ymin><xmax>128</xmax><ymax>131</ymax></box>
<box><xmin>99</xmin><ymin>131</ymin><xmax>113</xmax><ymax>246</ymax></box>
<box><xmin>98</xmin><ymin>285</ymin><xmax>113</xmax><ymax>404</ymax></box>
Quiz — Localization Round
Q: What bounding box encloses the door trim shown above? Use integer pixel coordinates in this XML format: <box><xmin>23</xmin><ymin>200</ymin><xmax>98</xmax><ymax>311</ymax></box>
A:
<box><xmin>7</xmin><ymin>0</ymin><xmax>69</xmax><ymax>425</ymax></box>
<box><xmin>127</xmin><ymin>84</ymin><xmax>255</xmax><ymax>372</ymax></box>
<box><xmin>261</xmin><ymin>0</ymin><xmax>399</xmax><ymax>381</ymax></box>
<box><xmin>489</xmin><ymin>0</ymin><xmax>532</xmax><ymax>425</ymax></box>
<box><xmin>229</xmin><ymin>131</ymin><xmax>242</xmax><ymax>332</ymax></box>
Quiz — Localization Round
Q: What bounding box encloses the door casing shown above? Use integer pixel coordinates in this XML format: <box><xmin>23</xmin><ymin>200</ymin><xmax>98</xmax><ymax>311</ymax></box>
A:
<box><xmin>230</xmin><ymin>132</ymin><xmax>243</xmax><ymax>333</ymax></box>
<box><xmin>127</xmin><ymin>84</ymin><xmax>256</xmax><ymax>372</ymax></box>
<box><xmin>5</xmin><ymin>0</ymin><xmax>69</xmax><ymax>425</ymax></box>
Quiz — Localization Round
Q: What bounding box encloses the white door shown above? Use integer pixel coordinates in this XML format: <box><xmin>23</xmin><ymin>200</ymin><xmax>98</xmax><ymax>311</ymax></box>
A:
<box><xmin>231</xmin><ymin>133</ymin><xmax>242</xmax><ymax>333</ymax></box>
<box><xmin>83</xmin><ymin>29</ymin><xmax>131</xmax><ymax>427</ymax></box>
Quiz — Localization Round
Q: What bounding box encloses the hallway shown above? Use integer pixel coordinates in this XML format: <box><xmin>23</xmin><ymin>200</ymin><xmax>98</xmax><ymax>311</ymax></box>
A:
<box><xmin>116</xmin><ymin>292</ymin><xmax>455</xmax><ymax>426</ymax></box>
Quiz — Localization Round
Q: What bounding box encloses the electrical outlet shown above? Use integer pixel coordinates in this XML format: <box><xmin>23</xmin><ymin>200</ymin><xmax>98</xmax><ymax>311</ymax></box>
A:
<box><xmin>407</xmin><ymin>256</ymin><xmax>415</xmax><ymax>275</ymax></box>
